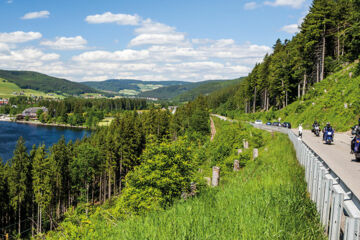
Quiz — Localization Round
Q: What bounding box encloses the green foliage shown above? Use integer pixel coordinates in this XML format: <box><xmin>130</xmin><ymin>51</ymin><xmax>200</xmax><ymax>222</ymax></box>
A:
<box><xmin>0</xmin><ymin>70</ymin><xmax>100</xmax><ymax>96</ymax></box>
<box><xmin>46</xmin><ymin>131</ymin><xmax>325</xmax><ymax>240</ymax></box>
<box><xmin>116</xmin><ymin>138</ymin><xmax>195</xmax><ymax>214</ymax></box>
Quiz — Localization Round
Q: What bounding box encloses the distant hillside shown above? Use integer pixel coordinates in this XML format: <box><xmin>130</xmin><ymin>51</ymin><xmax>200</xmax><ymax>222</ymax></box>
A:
<box><xmin>139</xmin><ymin>79</ymin><xmax>244</xmax><ymax>101</ymax></box>
<box><xmin>83</xmin><ymin>79</ymin><xmax>186</xmax><ymax>96</ymax></box>
<box><xmin>0</xmin><ymin>70</ymin><xmax>99</xmax><ymax>96</ymax></box>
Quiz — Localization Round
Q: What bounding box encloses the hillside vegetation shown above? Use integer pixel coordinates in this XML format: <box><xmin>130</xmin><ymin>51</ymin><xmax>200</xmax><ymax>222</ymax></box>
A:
<box><xmin>83</xmin><ymin>79</ymin><xmax>186</xmax><ymax>96</ymax></box>
<box><xmin>0</xmin><ymin>70</ymin><xmax>99</xmax><ymax>96</ymax></box>
<box><xmin>204</xmin><ymin>0</ymin><xmax>360</xmax><ymax>121</ymax></box>
<box><xmin>46</xmin><ymin>119</ymin><xmax>325</xmax><ymax>240</ymax></box>
<box><xmin>239</xmin><ymin>62</ymin><xmax>360</xmax><ymax>131</ymax></box>
<box><xmin>139</xmin><ymin>79</ymin><xmax>243</xmax><ymax>101</ymax></box>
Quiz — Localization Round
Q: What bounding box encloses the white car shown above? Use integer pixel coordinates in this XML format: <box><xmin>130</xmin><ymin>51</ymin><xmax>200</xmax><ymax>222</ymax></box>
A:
<box><xmin>254</xmin><ymin>120</ymin><xmax>263</xmax><ymax>124</ymax></box>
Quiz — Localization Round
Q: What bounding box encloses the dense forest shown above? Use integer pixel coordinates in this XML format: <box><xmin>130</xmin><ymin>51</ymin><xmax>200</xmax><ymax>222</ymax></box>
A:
<box><xmin>0</xmin><ymin>96</ymin><xmax>148</xmax><ymax>127</ymax></box>
<box><xmin>206</xmin><ymin>0</ymin><xmax>360</xmax><ymax>114</ymax></box>
<box><xmin>0</xmin><ymin>98</ymin><xmax>209</xmax><ymax>239</ymax></box>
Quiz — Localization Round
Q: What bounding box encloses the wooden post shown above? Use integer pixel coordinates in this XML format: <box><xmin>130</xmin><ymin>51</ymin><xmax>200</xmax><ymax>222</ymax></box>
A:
<box><xmin>233</xmin><ymin>160</ymin><xmax>240</xmax><ymax>171</ymax></box>
<box><xmin>243</xmin><ymin>139</ymin><xmax>249</xmax><ymax>149</ymax></box>
<box><xmin>253</xmin><ymin>148</ymin><xmax>258</xmax><ymax>159</ymax></box>
<box><xmin>212</xmin><ymin>166</ymin><xmax>220</xmax><ymax>187</ymax></box>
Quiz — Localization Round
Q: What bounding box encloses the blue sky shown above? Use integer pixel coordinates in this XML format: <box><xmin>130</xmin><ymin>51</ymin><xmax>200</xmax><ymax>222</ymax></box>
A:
<box><xmin>0</xmin><ymin>0</ymin><xmax>312</xmax><ymax>82</ymax></box>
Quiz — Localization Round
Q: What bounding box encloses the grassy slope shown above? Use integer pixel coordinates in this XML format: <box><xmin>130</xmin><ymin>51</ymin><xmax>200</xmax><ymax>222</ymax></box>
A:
<box><xmin>0</xmin><ymin>78</ymin><xmax>63</xmax><ymax>98</ymax></box>
<box><xmin>233</xmin><ymin>63</ymin><xmax>360</xmax><ymax>131</ymax></box>
<box><xmin>47</xmin><ymin>120</ymin><xmax>324</xmax><ymax>240</ymax></box>
<box><xmin>0</xmin><ymin>70</ymin><xmax>99</xmax><ymax>96</ymax></box>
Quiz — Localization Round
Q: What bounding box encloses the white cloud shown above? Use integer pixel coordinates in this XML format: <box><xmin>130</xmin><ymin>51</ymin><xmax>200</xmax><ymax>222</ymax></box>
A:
<box><xmin>135</xmin><ymin>19</ymin><xmax>175</xmax><ymax>34</ymax></box>
<box><xmin>21</xmin><ymin>10</ymin><xmax>50</xmax><ymax>20</ymax></box>
<box><xmin>281</xmin><ymin>24</ymin><xmax>299</xmax><ymax>34</ymax></box>
<box><xmin>129</xmin><ymin>33</ymin><xmax>185</xmax><ymax>46</ymax></box>
<box><xmin>0</xmin><ymin>43</ymin><xmax>10</xmax><ymax>52</ymax></box>
<box><xmin>72</xmin><ymin>49</ymin><xmax>149</xmax><ymax>62</ymax></box>
<box><xmin>264</xmin><ymin>0</ymin><xmax>305</xmax><ymax>8</ymax></box>
<box><xmin>85</xmin><ymin>12</ymin><xmax>140</xmax><ymax>25</ymax></box>
<box><xmin>41</xmin><ymin>36</ymin><xmax>87</xmax><ymax>50</ymax></box>
<box><xmin>0</xmin><ymin>31</ymin><xmax>42</xmax><ymax>43</ymax></box>
<box><xmin>244</xmin><ymin>2</ymin><xmax>258</xmax><ymax>10</ymax></box>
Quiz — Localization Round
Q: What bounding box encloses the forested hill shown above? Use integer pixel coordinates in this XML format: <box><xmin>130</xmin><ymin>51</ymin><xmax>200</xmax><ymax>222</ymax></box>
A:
<box><xmin>204</xmin><ymin>0</ymin><xmax>360</xmax><ymax>115</ymax></box>
<box><xmin>0</xmin><ymin>70</ymin><xmax>100</xmax><ymax>96</ymax></box>
<box><xmin>139</xmin><ymin>78</ymin><xmax>244</xmax><ymax>101</ymax></box>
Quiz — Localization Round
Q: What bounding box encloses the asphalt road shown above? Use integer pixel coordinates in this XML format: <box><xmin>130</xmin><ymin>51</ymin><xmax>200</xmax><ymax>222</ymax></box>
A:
<box><xmin>293</xmin><ymin>129</ymin><xmax>360</xmax><ymax>199</ymax></box>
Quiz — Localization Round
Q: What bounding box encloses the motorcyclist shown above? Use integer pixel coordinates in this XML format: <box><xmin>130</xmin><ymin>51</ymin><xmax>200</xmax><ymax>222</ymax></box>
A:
<box><xmin>322</xmin><ymin>122</ymin><xmax>334</xmax><ymax>141</ymax></box>
<box><xmin>351</xmin><ymin>118</ymin><xmax>360</xmax><ymax>153</ymax></box>
<box><xmin>312</xmin><ymin>121</ymin><xmax>319</xmax><ymax>133</ymax></box>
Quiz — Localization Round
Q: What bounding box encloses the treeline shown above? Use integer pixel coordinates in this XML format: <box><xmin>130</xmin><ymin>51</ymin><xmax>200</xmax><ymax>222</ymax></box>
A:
<box><xmin>0</xmin><ymin>96</ymin><xmax>148</xmax><ymax>127</ymax></box>
<box><xmin>207</xmin><ymin>0</ymin><xmax>360</xmax><ymax>113</ymax></box>
<box><xmin>0</xmin><ymin>98</ymin><xmax>209</xmax><ymax>239</ymax></box>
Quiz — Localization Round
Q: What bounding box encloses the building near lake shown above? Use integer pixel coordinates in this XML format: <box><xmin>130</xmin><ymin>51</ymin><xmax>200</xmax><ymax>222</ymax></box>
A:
<box><xmin>20</xmin><ymin>107</ymin><xmax>48</xmax><ymax>119</ymax></box>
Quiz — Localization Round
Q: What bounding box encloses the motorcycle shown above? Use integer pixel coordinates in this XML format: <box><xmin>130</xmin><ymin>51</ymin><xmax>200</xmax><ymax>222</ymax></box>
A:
<box><xmin>314</xmin><ymin>126</ymin><xmax>320</xmax><ymax>137</ymax></box>
<box><xmin>324</xmin><ymin>130</ymin><xmax>334</xmax><ymax>144</ymax></box>
<box><xmin>351</xmin><ymin>127</ymin><xmax>360</xmax><ymax>160</ymax></box>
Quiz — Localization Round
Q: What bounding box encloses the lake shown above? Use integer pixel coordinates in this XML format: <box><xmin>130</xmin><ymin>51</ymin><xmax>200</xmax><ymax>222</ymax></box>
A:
<box><xmin>0</xmin><ymin>121</ymin><xmax>90</xmax><ymax>162</ymax></box>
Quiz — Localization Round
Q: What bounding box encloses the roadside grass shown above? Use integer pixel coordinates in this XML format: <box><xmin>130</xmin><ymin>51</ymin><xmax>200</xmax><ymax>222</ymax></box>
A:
<box><xmin>50</xmin><ymin>131</ymin><xmax>325</xmax><ymax>240</ymax></box>
<box><xmin>227</xmin><ymin>62</ymin><xmax>360</xmax><ymax>132</ymax></box>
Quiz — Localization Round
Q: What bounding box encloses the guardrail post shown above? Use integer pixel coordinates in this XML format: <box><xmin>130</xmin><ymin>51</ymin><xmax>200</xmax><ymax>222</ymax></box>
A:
<box><xmin>309</xmin><ymin>155</ymin><xmax>315</xmax><ymax>194</ymax></box>
<box><xmin>312</xmin><ymin>159</ymin><xmax>319</xmax><ymax>202</ymax></box>
<box><xmin>316</xmin><ymin>166</ymin><xmax>325</xmax><ymax>213</ymax></box>
<box><xmin>344</xmin><ymin>217</ymin><xmax>360</xmax><ymax>240</ymax></box>
<box><xmin>329</xmin><ymin>191</ymin><xmax>344</xmax><ymax>240</ymax></box>
<box><xmin>321</xmin><ymin>178</ymin><xmax>333</xmax><ymax>230</ymax></box>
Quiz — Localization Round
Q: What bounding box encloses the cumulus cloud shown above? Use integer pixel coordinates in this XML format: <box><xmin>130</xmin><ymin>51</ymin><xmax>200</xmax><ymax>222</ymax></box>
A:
<box><xmin>264</xmin><ymin>0</ymin><xmax>305</xmax><ymax>8</ymax></box>
<box><xmin>0</xmin><ymin>31</ymin><xmax>42</xmax><ymax>43</ymax></box>
<box><xmin>281</xmin><ymin>24</ymin><xmax>299</xmax><ymax>34</ymax></box>
<box><xmin>244</xmin><ymin>2</ymin><xmax>258</xmax><ymax>10</ymax></box>
<box><xmin>85</xmin><ymin>12</ymin><xmax>140</xmax><ymax>25</ymax></box>
<box><xmin>41</xmin><ymin>36</ymin><xmax>87</xmax><ymax>50</ymax></box>
<box><xmin>129</xmin><ymin>33</ymin><xmax>185</xmax><ymax>47</ymax></box>
<box><xmin>72</xmin><ymin>49</ymin><xmax>149</xmax><ymax>62</ymax></box>
<box><xmin>135</xmin><ymin>19</ymin><xmax>175</xmax><ymax>34</ymax></box>
<box><xmin>21</xmin><ymin>10</ymin><xmax>50</xmax><ymax>20</ymax></box>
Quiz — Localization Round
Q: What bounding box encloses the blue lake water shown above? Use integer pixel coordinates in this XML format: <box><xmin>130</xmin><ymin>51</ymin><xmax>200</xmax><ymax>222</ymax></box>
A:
<box><xmin>0</xmin><ymin>121</ymin><xmax>90</xmax><ymax>162</ymax></box>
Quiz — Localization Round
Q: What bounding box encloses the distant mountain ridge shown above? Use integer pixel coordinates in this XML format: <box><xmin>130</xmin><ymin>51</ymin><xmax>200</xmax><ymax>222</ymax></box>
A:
<box><xmin>0</xmin><ymin>70</ymin><xmax>99</xmax><ymax>96</ymax></box>
<box><xmin>84</xmin><ymin>78</ymin><xmax>244</xmax><ymax>101</ymax></box>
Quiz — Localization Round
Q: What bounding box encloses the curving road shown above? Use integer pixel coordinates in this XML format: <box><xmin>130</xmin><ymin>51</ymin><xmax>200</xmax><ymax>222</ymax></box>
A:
<box><xmin>293</xmin><ymin>129</ymin><xmax>360</xmax><ymax>200</ymax></box>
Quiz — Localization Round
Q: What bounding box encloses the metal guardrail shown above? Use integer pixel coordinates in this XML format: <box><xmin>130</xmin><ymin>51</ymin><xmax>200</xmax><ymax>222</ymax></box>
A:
<box><xmin>252</xmin><ymin>124</ymin><xmax>360</xmax><ymax>240</ymax></box>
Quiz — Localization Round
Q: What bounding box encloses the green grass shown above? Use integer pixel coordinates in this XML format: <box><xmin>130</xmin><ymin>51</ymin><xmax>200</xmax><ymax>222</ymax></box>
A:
<box><xmin>47</xmin><ymin>125</ymin><xmax>325</xmax><ymax>240</ymax></box>
<box><xmin>0</xmin><ymin>78</ymin><xmax>63</xmax><ymax>98</ymax></box>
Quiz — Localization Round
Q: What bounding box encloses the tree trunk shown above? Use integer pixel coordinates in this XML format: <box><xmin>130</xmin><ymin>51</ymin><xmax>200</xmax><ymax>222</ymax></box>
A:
<box><xmin>86</xmin><ymin>182</ymin><xmax>89</xmax><ymax>217</ymax></box>
<box><xmin>108</xmin><ymin>169</ymin><xmax>111</xmax><ymax>200</ymax></box>
<box><xmin>316</xmin><ymin>62</ymin><xmax>319</xmax><ymax>83</ymax></box>
<box><xmin>18</xmin><ymin>201</ymin><xmax>21</xmax><ymax>235</ymax></box>
<box><xmin>252</xmin><ymin>86</ymin><xmax>257</xmax><ymax>113</ymax></box>
<box><xmin>298</xmin><ymin>82</ymin><xmax>301</xmax><ymax>99</ymax></box>
<box><xmin>320</xmin><ymin>25</ymin><xmax>326</xmax><ymax>81</ymax></box>
<box><xmin>285</xmin><ymin>90</ymin><xmax>288</xmax><ymax>107</ymax></box>
<box><xmin>302</xmin><ymin>73</ymin><xmax>307</xmax><ymax>96</ymax></box>
<box><xmin>99</xmin><ymin>174</ymin><xmax>102</xmax><ymax>203</ymax></box>
<box><xmin>337</xmin><ymin>25</ymin><xmax>340</xmax><ymax>59</ymax></box>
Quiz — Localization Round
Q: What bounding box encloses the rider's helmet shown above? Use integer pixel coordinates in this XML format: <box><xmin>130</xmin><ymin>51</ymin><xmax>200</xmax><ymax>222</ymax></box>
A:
<box><xmin>326</xmin><ymin>122</ymin><xmax>330</xmax><ymax>128</ymax></box>
<box><xmin>314</xmin><ymin>121</ymin><xmax>318</xmax><ymax>125</ymax></box>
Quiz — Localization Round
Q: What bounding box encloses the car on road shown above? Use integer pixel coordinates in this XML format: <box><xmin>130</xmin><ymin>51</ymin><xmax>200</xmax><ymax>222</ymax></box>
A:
<box><xmin>254</xmin><ymin>120</ymin><xmax>263</xmax><ymax>124</ymax></box>
<box><xmin>266</xmin><ymin>122</ymin><xmax>272</xmax><ymax>126</ymax></box>
<box><xmin>272</xmin><ymin>122</ymin><xmax>280</xmax><ymax>126</ymax></box>
<box><xmin>282</xmin><ymin>122</ymin><xmax>292</xmax><ymax>128</ymax></box>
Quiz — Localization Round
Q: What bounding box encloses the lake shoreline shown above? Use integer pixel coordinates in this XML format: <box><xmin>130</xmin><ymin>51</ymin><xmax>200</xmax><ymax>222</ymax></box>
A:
<box><xmin>14</xmin><ymin>120</ymin><xmax>89</xmax><ymax>129</ymax></box>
